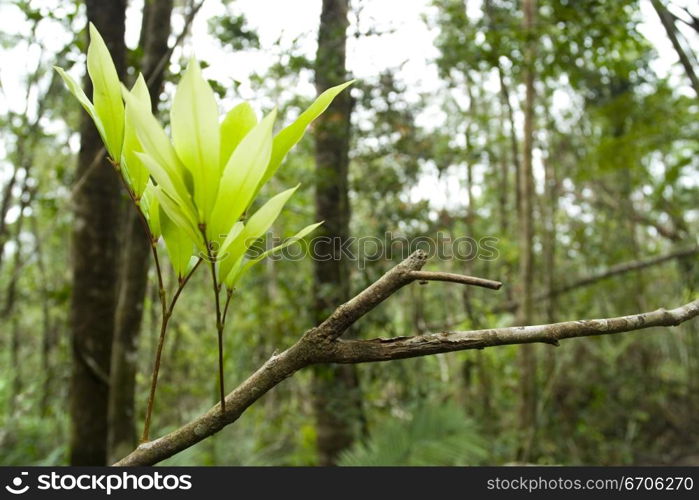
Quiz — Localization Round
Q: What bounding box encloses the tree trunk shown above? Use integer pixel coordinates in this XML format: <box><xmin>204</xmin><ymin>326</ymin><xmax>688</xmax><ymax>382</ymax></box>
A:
<box><xmin>69</xmin><ymin>0</ymin><xmax>126</xmax><ymax>466</ymax></box>
<box><xmin>8</xmin><ymin>317</ymin><xmax>21</xmax><ymax>416</ymax></box>
<box><xmin>517</xmin><ymin>0</ymin><xmax>537</xmax><ymax>462</ymax></box>
<box><xmin>32</xmin><ymin>215</ymin><xmax>56</xmax><ymax>418</ymax></box>
<box><xmin>108</xmin><ymin>0</ymin><xmax>173</xmax><ymax>464</ymax></box>
<box><xmin>651</xmin><ymin>0</ymin><xmax>699</xmax><ymax>99</ymax></box>
<box><xmin>0</xmin><ymin>167</ymin><xmax>18</xmax><ymax>273</ymax></box>
<box><xmin>311</xmin><ymin>0</ymin><xmax>362</xmax><ymax>466</ymax></box>
<box><xmin>542</xmin><ymin>115</ymin><xmax>558</xmax><ymax>323</ymax></box>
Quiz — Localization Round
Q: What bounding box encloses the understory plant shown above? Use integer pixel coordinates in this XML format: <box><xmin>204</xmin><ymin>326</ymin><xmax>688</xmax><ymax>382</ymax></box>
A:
<box><xmin>55</xmin><ymin>24</ymin><xmax>351</xmax><ymax>441</ymax></box>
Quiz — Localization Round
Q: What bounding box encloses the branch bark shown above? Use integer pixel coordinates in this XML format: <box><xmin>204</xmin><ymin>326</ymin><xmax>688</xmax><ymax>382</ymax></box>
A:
<box><xmin>114</xmin><ymin>250</ymin><xmax>698</xmax><ymax>466</ymax></box>
<box><xmin>325</xmin><ymin>300</ymin><xmax>699</xmax><ymax>362</ymax></box>
<box><xmin>409</xmin><ymin>271</ymin><xmax>502</xmax><ymax>290</ymax></box>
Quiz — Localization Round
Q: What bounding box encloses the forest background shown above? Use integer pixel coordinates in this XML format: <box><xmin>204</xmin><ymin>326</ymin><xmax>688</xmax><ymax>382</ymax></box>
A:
<box><xmin>0</xmin><ymin>0</ymin><xmax>698</xmax><ymax>466</ymax></box>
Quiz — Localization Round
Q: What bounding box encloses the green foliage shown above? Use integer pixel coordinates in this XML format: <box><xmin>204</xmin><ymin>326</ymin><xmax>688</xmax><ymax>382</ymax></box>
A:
<box><xmin>3</xmin><ymin>0</ymin><xmax>698</xmax><ymax>468</ymax></box>
<box><xmin>208</xmin><ymin>12</ymin><xmax>260</xmax><ymax>51</ymax></box>
<box><xmin>339</xmin><ymin>403</ymin><xmax>488</xmax><ymax>466</ymax></box>
<box><xmin>55</xmin><ymin>26</ymin><xmax>352</xmax><ymax>285</ymax></box>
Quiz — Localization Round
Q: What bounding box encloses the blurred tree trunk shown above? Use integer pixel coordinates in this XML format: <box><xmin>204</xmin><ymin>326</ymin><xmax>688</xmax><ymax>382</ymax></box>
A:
<box><xmin>0</xmin><ymin>168</ymin><xmax>18</xmax><ymax>273</ymax></box>
<box><xmin>311</xmin><ymin>0</ymin><xmax>363</xmax><ymax>466</ymax></box>
<box><xmin>5</xmin><ymin>182</ymin><xmax>29</xmax><ymax>416</ymax></box>
<box><xmin>8</xmin><ymin>317</ymin><xmax>21</xmax><ymax>416</ymax></box>
<box><xmin>69</xmin><ymin>0</ymin><xmax>126</xmax><ymax>466</ymax></box>
<box><xmin>108</xmin><ymin>0</ymin><xmax>173</xmax><ymax>463</ymax></box>
<box><xmin>651</xmin><ymin>0</ymin><xmax>699</xmax><ymax>99</ymax></box>
<box><xmin>32</xmin><ymin>215</ymin><xmax>56</xmax><ymax>418</ymax></box>
<box><xmin>461</xmin><ymin>80</ymin><xmax>478</xmax><ymax>327</ymax></box>
<box><xmin>542</xmin><ymin>108</ymin><xmax>558</xmax><ymax>324</ymax></box>
<box><xmin>2</xmin><ymin>178</ymin><xmax>33</xmax><ymax>318</ymax></box>
<box><xmin>517</xmin><ymin>0</ymin><xmax>537</xmax><ymax>462</ymax></box>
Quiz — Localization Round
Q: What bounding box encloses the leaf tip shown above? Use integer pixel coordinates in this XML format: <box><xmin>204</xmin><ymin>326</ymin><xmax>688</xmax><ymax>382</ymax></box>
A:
<box><xmin>88</xmin><ymin>22</ymin><xmax>100</xmax><ymax>41</ymax></box>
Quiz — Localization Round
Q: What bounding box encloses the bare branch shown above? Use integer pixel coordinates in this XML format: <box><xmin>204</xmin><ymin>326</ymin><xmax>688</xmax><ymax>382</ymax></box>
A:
<box><xmin>493</xmin><ymin>246</ymin><xmax>699</xmax><ymax>314</ymax></box>
<box><xmin>326</xmin><ymin>299</ymin><xmax>699</xmax><ymax>363</ymax></box>
<box><xmin>312</xmin><ymin>251</ymin><xmax>429</xmax><ymax>341</ymax></box>
<box><xmin>409</xmin><ymin>271</ymin><xmax>502</xmax><ymax>290</ymax></box>
<box><xmin>311</xmin><ymin>252</ymin><xmax>501</xmax><ymax>341</ymax></box>
<box><xmin>113</xmin><ymin>250</ymin><xmax>699</xmax><ymax>466</ymax></box>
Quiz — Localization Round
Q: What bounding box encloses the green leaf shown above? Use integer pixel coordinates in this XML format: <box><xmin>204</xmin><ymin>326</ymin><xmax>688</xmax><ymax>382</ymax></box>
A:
<box><xmin>258</xmin><ymin>80</ymin><xmax>354</xmax><ymax>190</ymax></box>
<box><xmin>159</xmin><ymin>204</ymin><xmax>195</xmax><ymax>279</ymax></box>
<box><xmin>152</xmin><ymin>185</ymin><xmax>204</xmax><ymax>252</ymax></box>
<box><xmin>53</xmin><ymin>66</ymin><xmax>106</xmax><ymax>142</ymax></box>
<box><xmin>120</xmin><ymin>74</ymin><xmax>152</xmax><ymax>198</ymax></box>
<box><xmin>87</xmin><ymin>23</ymin><xmax>124</xmax><ymax>160</ymax></box>
<box><xmin>220</xmin><ymin>102</ymin><xmax>257</xmax><ymax>170</ymax></box>
<box><xmin>229</xmin><ymin>221</ymin><xmax>323</xmax><ymax>287</ymax></box>
<box><xmin>216</xmin><ymin>221</ymin><xmax>244</xmax><ymax>267</ymax></box>
<box><xmin>218</xmin><ymin>184</ymin><xmax>298</xmax><ymax>285</ymax></box>
<box><xmin>122</xmin><ymin>85</ymin><xmax>197</xmax><ymax>223</ymax></box>
<box><xmin>135</xmin><ymin>152</ymin><xmax>193</xmax><ymax>218</ymax></box>
<box><xmin>121</xmin><ymin>86</ymin><xmax>186</xmax><ymax>190</ymax></box>
<box><xmin>221</xmin><ymin>255</ymin><xmax>245</xmax><ymax>289</ymax></box>
<box><xmin>171</xmin><ymin>57</ymin><xmax>221</xmax><ymax>222</ymax></box>
<box><xmin>247</xmin><ymin>221</ymin><xmax>322</xmax><ymax>265</ymax></box>
<box><xmin>141</xmin><ymin>181</ymin><xmax>161</xmax><ymax>240</ymax></box>
<box><xmin>208</xmin><ymin>108</ymin><xmax>277</xmax><ymax>243</ymax></box>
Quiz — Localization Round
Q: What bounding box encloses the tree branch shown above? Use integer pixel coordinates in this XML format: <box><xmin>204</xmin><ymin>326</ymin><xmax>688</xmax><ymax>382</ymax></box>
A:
<box><xmin>652</xmin><ymin>0</ymin><xmax>699</xmax><ymax>99</ymax></box>
<box><xmin>113</xmin><ymin>250</ymin><xmax>699</xmax><ymax>466</ymax></box>
<box><xmin>324</xmin><ymin>300</ymin><xmax>699</xmax><ymax>363</ymax></box>
<box><xmin>409</xmin><ymin>271</ymin><xmax>502</xmax><ymax>290</ymax></box>
<box><xmin>311</xmin><ymin>251</ymin><xmax>429</xmax><ymax>341</ymax></box>
<box><xmin>493</xmin><ymin>245</ymin><xmax>699</xmax><ymax>314</ymax></box>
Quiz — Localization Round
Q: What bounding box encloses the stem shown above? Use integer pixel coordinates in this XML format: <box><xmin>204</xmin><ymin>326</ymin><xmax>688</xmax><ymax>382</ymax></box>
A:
<box><xmin>141</xmin><ymin>306</ymin><xmax>169</xmax><ymax>443</ymax></box>
<box><xmin>107</xmin><ymin>159</ymin><xmax>173</xmax><ymax>442</ymax></box>
<box><xmin>222</xmin><ymin>288</ymin><xmax>233</xmax><ymax>326</ymax></box>
<box><xmin>200</xmin><ymin>225</ymin><xmax>226</xmax><ymax>413</ymax></box>
<box><xmin>141</xmin><ymin>260</ymin><xmax>202</xmax><ymax>443</ymax></box>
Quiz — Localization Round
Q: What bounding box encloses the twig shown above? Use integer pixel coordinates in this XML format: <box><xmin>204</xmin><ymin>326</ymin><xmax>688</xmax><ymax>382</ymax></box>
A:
<box><xmin>409</xmin><ymin>271</ymin><xmax>502</xmax><ymax>290</ymax></box>
<box><xmin>146</xmin><ymin>0</ymin><xmax>205</xmax><ymax>89</ymax></box>
<box><xmin>493</xmin><ymin>245</ymin><xmax>699</xmax><ymax>314</ymax></box>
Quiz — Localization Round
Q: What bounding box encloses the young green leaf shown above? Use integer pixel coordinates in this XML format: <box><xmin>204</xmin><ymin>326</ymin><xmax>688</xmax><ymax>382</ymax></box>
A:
<box><xmin>218</xmin><ymin>185</ymin><xmax>298</xmax><ymax>284</ymax></box>
<box><xmin>257</xmin><ymin>80</ymin><xmax>354</xmax><ymax>191</ymax></box>
<box><xmin>121</xmin><ymin>86</ymin><xmax>187</xmax><ymax>194</ymax></box>
<box><xmin>208</xmin><ymin>108</ymin><xmax>277</xmax><ymax>243</ymax></box>
<box><xmin>221</xmin><ymin>255</ymin><xmax>245</xmax><ymax>289</ymax></box>
<box><xmin>141</xmin><ymin>182</ymin><xmax>161</xmax><ymax>240</ymax></box>
<box><xmin>171</xmin><ymin>58</ymin><xmax>221</xmax><ymax>222</ymax></box>
<box><xmin>87</xmin><ymin>23</ymin><xmax>124</xmax><ymax>160</ymax></box>
<box><xmin>135</xmin><ymin>152</ymin><xmax>193</xmax><ymax>217</ymax></box>
<box><xmin>159</xmin><ymin>204</ymin><xmax>195</xmax><ymax>279</ymax></box>
<box><xmin>246</xmin><ymin>221</ymin><xmax>322</xmax><ymax>266</ymax></box>
<box><xmin>152</xmin><ymin>185</ymin><xmax>204</xmax><ymax>252</ymax></box>
<box><xmin>53</xmin><ymin>66</ymin><xmax>106</xmax><ymax>143</ymax></box>
<box><xmin>226</xmin><ymin>221</ymin><xmax>324</xmax><ymax>288</ymax></box>
<box><xmin>121</xmin><ymin>74</ymin><xmax>152</xmax><ymax>198</ymax></box>
<box><xmin>220</xmin><ymin>102</ymin><xmax>258</xmax><ymax>170</ymax></box>
<box><xmin>216</xmin><ymin>221</ymin><xmax>244</xmax><ymax>265</ymax></box>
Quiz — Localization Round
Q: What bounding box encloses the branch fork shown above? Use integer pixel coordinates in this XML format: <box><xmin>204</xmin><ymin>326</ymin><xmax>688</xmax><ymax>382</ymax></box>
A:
<box><xmin>115</xmin><ymin>250</ymin><xmax>698</xmax><ymax>466</ymax></box>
